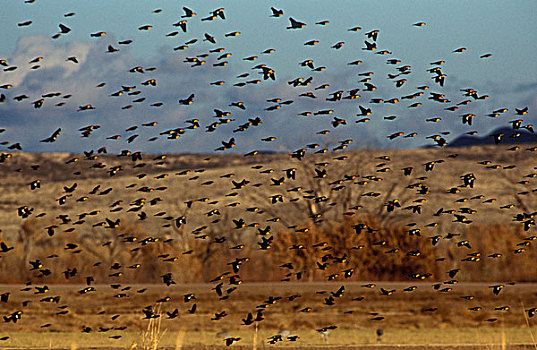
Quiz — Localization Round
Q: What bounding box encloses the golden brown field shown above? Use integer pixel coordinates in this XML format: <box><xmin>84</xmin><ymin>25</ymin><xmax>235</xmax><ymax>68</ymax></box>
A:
<box><xmin>1</xmin><ymin>146</ymin><xmax>536</xmax><ymax>283</ymax></box>
<box><xmin>0</xmin><ymin>282</ymin><xmax>536</xmax><ymax>349</ymax></box>
<box><xmin>1</xmin><ymin>146</ymin><xmax>537</xmax><ymax>349</ymax></box>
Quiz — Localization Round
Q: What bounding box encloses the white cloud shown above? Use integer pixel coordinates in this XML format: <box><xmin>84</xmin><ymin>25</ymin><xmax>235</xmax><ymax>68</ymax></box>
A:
<box><xmin>3</xmin><ymin>35</ymin><xmax>92</xmax><ymax>88</ymax></box>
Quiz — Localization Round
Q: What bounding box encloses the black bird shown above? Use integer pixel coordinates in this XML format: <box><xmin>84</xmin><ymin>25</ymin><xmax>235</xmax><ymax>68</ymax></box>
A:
<box><xmin>105</xmin><ymin>218</ymin><xmax>120</xmax><ymax>228</ymax></box>
<box><xmin>366</xmin><ymin>29</ymin><xmax>379</xmax><ymax>41</ymax></box>
<box><xmin>217</xmin><ymin>138</ymin><xmax>235</xmax><ymax>151</ymax></box>
<box><xmin>58</xmin><ymin>23</ymin><xmax>71</xmax><ymax>33</ymax></box>
<box><xmin>0</xmin><ymin>293</ymin><xmax>9</xmax><ymax>302</ymax></box>
<box><xmin>212</xmin><ymin>8</ymin><xmax>226</xmax><ymax>19</ymax></box>
<box><xmin>142</xmin><ymin>306</ymin><xmax>160</xmax><ymax>319</ymax></box>
<box><xmin>492</xmin><ymin>133</ymin><xmax>504</xmax><ymax>144</ymax></box>
<box><xmin>179</xmin><ymin>94</ymin><xmax>195</xmax><ymax>105</ymax></box>
<box><xmin>448</xmin><ymin>269</ymin><xmax>460</xmax><ymax>278</ymax></box>
<box><xmin>271</xmin><ymin>177</ymin><xmax>285</xmax><ymax>186</ymax></box>
<box><xmin>184</xmin><ymin>293</ymin><xmax>196</xmax><ymax>302</ymax></box>
<box><xmin>224</xmin><ymin>337</ymin><xmax>241</xmax><ymax>346</ymax></box>
<box><xmin>167</xmin><ymin>309</ymin><xmax>179</xmax><ymax>319</ymax></box>
<box><xmin>173</xmin><ymin>20</ymin><xmax>187</xmax><ymax>32</ymax></box>
<box><xmin>363</xmin><ymin>40</ymin><xmax>377</xmax><ymax>51</ymax></box>
<box><xmin>0</xmin><ymin>242</ymin><xmax>13</xmax><ymax>253</ymax></box>
<box><xmin>516</xmin><ymin>107</ymin><xmax>528</xmax><ymax>115</ymax></box>
<box><xmin>182</xmin><ymin>7</ymin><xmax>196</xmax><ymax>18</ymax></box>
<box><xmin>204</xmin><ymin>33</ymin><xmax>216</xmax><ymax>44</ymax></box>
<box><xmin>106</xmin><ymin>45</ymin><xmax>119</xmax><ymax>53</ymax></box>
<box><xmin>490</xmin><ymin>284</ymin><xmax>503</xmax><ymax>295</ymax></box>
<box><xmin>270</xmin><ymin>7</ymin><xmax>283</xmax><ymax>17</ymax></box>
<box><xmin>376</xmin><ymin>328</ymin><xmax>384</xmax><ymax>343</ymax></box>
<box><xmin>18</xmin><ymin>21</ymin><xmax>32</xmax><ymax>27</ymax></box>
<box><xmin>3</xmin><ymin>311</ymin><xmax>22</xmax><ymax>323</ymax></box>
<box><xmin>287</xmin><ymin>17</ymin><xmax>306</xmax><ymax>29</ymax></box>
<box><xmin>161</xmin><ymin>273</ymin><xmax>175</xmax><ymax>286</ymax></box>
<box><xmin>242</xmin><ymin>312</ymin><xmax>254</xmax><ymax>325</ymax></box>
<box><xmin>40</xmin><ymin>128</ymin><xmax>61</xmax><ymax>143</ymax></box>
<box><xmin>357</xmin><ymin>105</ymin><xmax>372</xmax><ymax>116</ymax></box>
<box><xmin>188</xmin><ymin>303</ymin><xmax>197</xmax><ymax>314</ymax></box>
<box><xmin>233</xmin><ymin>218</ymin><xmax>245</xmax><ymax>229</ymax></box>
<box><xmin>254</xmin><ymin>309</ymin><xmax>264</xmax><ymax>321</ymax></box>
<box><xmin>331</xmin><ymin>285</ymin><xmax>345</xmax><ymax>298</ymax></box>
<box><xmin>33</xmin><ymin>99</ymin><xmax>44</xmax><ymax>108</ymax></box>
<box><xmin>29</xmin><ymin>259</ymin><xmax>42</xmax><ymax>270</ymax></box>
<box><xmin>285</xmin><ymin>168</ymin><xmax>296</xmax><ymax>180</ymax></box>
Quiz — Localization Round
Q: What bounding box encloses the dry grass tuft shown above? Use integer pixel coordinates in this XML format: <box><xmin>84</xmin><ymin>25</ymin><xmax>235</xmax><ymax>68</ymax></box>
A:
<box><xmin>138</xmin><ymin>304</ymin><xmax>166</xmax><ymax>350</ymax></box>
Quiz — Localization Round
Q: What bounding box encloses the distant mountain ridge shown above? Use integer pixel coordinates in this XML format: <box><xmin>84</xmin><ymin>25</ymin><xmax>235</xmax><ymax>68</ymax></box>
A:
<box><xmin>446</xmin><ymin>126</ymin><xmax>537</xmax><ymax>147</ymax></box>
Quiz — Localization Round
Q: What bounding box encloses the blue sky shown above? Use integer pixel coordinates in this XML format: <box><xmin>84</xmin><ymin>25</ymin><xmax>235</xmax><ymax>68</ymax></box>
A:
<box><xmin>0</xmin><ymin>0</ymin><xmax>536</xmax><ymax>154</ymax></box>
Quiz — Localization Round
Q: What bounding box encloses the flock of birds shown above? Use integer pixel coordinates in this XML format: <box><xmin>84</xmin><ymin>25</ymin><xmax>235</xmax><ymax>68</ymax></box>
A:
<box><xmin>0</xmin><ymin>2</ymin><xmax>536</xmax><ymax>346</ymax></box>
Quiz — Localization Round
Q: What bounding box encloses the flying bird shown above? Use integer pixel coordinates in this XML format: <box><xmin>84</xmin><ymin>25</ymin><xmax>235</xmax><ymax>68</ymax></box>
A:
<box><xmin>40</xmin><ymin>128</ymin><xmax>61</xmax><ymax>143</ymax></box>
<box><xmin>287</xmin><ymin>17</ymin><xmax>306</xmax><ymax>29</ymax></box>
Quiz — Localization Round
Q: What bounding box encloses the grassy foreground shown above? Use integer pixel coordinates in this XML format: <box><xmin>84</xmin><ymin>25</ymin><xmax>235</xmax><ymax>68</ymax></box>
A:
<box><xmin>0</xmin><ymin>282</ymin><xmax>536</xmax><ymax>349</ymax></box>
<box><xmin>1</xmin><ymin>327</ymin><xmax>536</xmax><ymax>348</ymax></box>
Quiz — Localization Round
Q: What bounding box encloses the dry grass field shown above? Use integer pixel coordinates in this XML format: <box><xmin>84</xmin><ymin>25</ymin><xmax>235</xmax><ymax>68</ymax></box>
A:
<box><xmin>1</xmin><ymin>146</ymin><xmax>537</xmax><ymax>349</ymax></box>
<box><xmin>0</xmin><ymin>282</ymin><xmax>536</xmax><ymax>349</ymax></box>
<box><xmin>2</xmin><ymin>146</ymin><xmax>536</xmax><ymax>238</ymax></box>
<box><xmin>1</xmin><ymin>146</ymin><xmax>536</xmax><ymax>283</ymax></box>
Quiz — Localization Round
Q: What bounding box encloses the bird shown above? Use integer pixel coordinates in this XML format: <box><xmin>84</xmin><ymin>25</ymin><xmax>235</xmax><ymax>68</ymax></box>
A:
<box><xmin>270</xmin><ymin>7</ymin><xmax>283</xmax><ymax>17</ymax></box>
<box><xmin>242</xmin><ymin>312</ymin><xmax>254</xmax><ymax>325</ymax></box>
<box><xmin>376</xmin><ymin>328</ymin><xmax>384</xmax><ymax>343</ymax></box>
<box><xmin>366</xmin><ymin>29</ymin><xmax>379</xmax><ymax>40</ymax></box>
<box><xmin>106</xmin><ymin>45</ymin><xmax>119</xmax><ymax>53</ymax></box>
<box><xmin>0</xmin><ymin>293</ymin><xmax>9</xmax><ymax>303</ymax></box>
<box><xmin>161</xmin><ymin>273</ymin><xmax>175</xmax><ymax>286</ymax></box>
<box><xmin>4</xmin><ymin>311</ymin><xmax>22</xmax><ymax>323</ymax></box>
<box><xmin>179</xmin><ymin>94</ymin><xmax>195</xmax><ymax>105</ymax></box>
<box><xmin>142</xmin><ymin>306</ymin><xmax>160</xmax><ymax>319</ymax></box>
<box><xmin>182</xmin><ymin>7</ymin><xmax>196</xmax><ymax>18</ymax></box>
<box><xmin>78</xmin><ymin>104</ymin><xmax>95</xmax><ymax>111</ymax></box>
<box><xmin>331</xmin><ymin>285</ymin><xmax>345</xmax><ymax>298</ymax></box>
<box><xmin>490</xmin><ymin>285</ymin><xmax>504</xmax><ymax>295</ymax></box>
<box><xmin>216</xmin><ymin>138</ymin><xmax>235</xmax><ymax>151</ymax></box>
<box><xmin>516</xmin><ymin>107</ymin><xmax>528</xmax><ymax>115</ymax></box>
<box><xmin>18</xmin><ymin>21</ymin><xmax>32</xmax><ymax>27</ymax></box>
<box><xmin>58</xmin><ymin>23</ymin><xmax>71</xmax><ymax>33</ymax></box>
<box><xmin>224</xmin><ymin>337</ymin><xmax>241</xmax><ymax>346</ymax></box>
<box><xmin>204</xmin><ymin>33</ymin><xmax>216</xmax><ymax>44</ymax></box>
<box><xmin>40</xmin><ymin>128</ymin><xmax>61</xmax><ymax>143</ymax></box>
<box><xmin>492</xmin><ymin>133</ymin><xmax>504</xmax><ymax>144</ymax></box>
<box><xmin>363</xmin><ymin>41</ymin><xmax>377</xmax><ymax>51</ymax></box>
<box><xmin>0</xmin><ymin>242</ymin><xmax>13</xmax><ymax>253</ymax></box>
<box><xmin>287</xmin><ymin>17</ymin><xmax>306</xmax><ymax>29</ymax></box>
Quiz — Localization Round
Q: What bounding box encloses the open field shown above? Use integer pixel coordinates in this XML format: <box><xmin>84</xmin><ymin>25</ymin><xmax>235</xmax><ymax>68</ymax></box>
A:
<box><xmin>1</xmin><ymin>146</ymin><xmax>537</xmax><ymax>240</ymax></box>
<box><xmin>1</xmin><ymin>329</ymin><xmax>536</xmax><ymax>349</ymax></box>
<box><xmin>1</xmin><ymin>148</ymin><xmax>537</xmax><ymax>349</ymax></box>
<box><xmin>1</xmin><ymin>147</ymin><xmax>537</xmax><ymax>284</ymax></box>
<box><xmin>0</xmin><ymin>283</ymin><xmax>536</xmax><ymax>349</ymax></box>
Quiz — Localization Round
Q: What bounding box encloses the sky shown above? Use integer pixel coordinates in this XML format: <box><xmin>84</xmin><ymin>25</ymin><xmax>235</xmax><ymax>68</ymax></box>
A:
<box><xmin>0</xmin><ymin>0</ymin><xmax>536</xmax><ymax>154</ymax></box>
